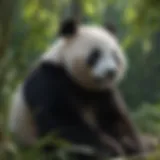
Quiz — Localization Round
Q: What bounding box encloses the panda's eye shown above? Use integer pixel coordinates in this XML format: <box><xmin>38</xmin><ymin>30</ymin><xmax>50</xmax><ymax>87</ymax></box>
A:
<box><xmin>87</xmin><ymin>49</ymin><xmax>101</xmax><ymax>67</ymax></box>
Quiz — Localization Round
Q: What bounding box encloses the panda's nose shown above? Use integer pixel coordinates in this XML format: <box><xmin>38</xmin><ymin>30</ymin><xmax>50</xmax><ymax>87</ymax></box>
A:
<box><xmin>106</xmin><ymin>69</ymin><xmax>117</xmax><ymax>80</ymax></box>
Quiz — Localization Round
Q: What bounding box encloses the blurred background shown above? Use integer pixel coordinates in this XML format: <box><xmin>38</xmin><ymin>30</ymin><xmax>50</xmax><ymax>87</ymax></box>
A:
<box><xmin>0</xmin><ymin>0</ymin><xmax>160</xmax><ymax>159</ymax></box>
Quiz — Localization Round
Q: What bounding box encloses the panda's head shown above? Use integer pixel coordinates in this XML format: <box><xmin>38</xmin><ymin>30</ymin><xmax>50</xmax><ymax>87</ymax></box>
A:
<box><xmin>43</xmin><ymin>19</ymin><xmax>127</xmax><ymax>90</ymax></box>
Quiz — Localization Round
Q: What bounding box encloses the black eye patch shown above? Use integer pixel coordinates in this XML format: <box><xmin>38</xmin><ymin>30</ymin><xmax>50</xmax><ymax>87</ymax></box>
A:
<box><xmin>87</xmin><ymin>49</ymin><xmax>101</xmax><ymax>67</ymax></box>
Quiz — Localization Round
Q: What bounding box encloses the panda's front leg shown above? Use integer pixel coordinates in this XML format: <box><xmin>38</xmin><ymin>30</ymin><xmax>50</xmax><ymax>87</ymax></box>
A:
<box><xmin>80</xmin><ymin>106</ymin><xmax>125</xmax><ymax>159</ymax></box>
<box><xmin>101</xmin><ymin>89</ymin><xmax>145</xmax><ymax>156</ymax></box>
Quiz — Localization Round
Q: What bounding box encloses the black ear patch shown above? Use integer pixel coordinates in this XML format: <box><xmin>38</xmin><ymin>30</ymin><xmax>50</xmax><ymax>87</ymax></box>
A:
<box><xmin>104</xmin><ymin>22</ymin><xmax>117</xmax><ymax>35</ymax></box>
<box><xmin>59</xmin><ymin>18</ymin><xmax>79</xmax><ymax>37</ymax></box>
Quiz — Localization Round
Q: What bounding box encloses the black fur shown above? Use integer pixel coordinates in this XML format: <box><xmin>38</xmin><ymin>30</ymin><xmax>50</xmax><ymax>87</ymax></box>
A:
<box><xmin>105</xmin><ymin>22</ymin><xmax>117</xmax><ymax>35</ymax></box>
<box><xmin>23</xmin><ymin>62</ymin><xmax>143</xmax><ymax>159</ymax></box>
<box><xmin>87</xmin><ymin>48</ymin><xmax>102</xmax><ymax>67</ymax></box>
<box><xmin>59</xmin><ymin>18</ymin><xmax>78</xmax><ymax>37</ymax></box>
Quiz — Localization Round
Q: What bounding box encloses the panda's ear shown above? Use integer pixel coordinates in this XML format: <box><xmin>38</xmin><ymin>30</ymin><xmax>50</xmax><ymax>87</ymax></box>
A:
<box><xmin>59</xmin><ymin>18</ymin><xmax>79</xmax><ymax>37</ymax></box>
<box><xmin>104</xmin><ymin>22</ymin><xmax>117</xmax><ymax>36</ymax></box>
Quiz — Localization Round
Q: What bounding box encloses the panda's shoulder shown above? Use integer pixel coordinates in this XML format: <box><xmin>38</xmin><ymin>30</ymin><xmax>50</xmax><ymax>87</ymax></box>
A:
<box><xmin>25</xmin><ymin>61</ymin><xmax>65</xmax><ymax>86</ymax></box>
<box><xmin>23</xmin><ymin>61</ymin><xmax>68</xmax><ymax>107</ymax></box>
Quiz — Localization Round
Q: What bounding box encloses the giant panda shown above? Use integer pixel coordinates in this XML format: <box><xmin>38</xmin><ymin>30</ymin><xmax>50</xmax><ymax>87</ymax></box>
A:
<box><xmin>8</xmin><ymin>18</ymin><xmax>145</xmax><ymax>159</ymax></box>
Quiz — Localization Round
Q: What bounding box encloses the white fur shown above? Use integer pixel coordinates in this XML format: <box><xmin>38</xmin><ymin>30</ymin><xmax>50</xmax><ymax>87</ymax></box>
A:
<box><xmin>8</xmin><ymin>85</ymin><xmax>37</xmax><ymax>146</ymax></box>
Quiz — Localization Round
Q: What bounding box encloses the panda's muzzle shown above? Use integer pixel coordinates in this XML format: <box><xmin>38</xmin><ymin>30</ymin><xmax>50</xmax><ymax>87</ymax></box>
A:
<box><xmin>94</xmin><ymin>68</ymin><xmax>117</xmax><ymax>83</ymax></box>
<box><xmin>107</xmin><ymin>69</ymin><xmax>117</xmax><ymax>80</ymax></box>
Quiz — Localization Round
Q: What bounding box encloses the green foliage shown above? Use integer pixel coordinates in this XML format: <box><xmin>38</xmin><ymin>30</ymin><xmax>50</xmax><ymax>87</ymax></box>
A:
<box><xmin>133</xmin><ymin>103</ymin><xmax>160</xmax><ymax>134</ymax></box>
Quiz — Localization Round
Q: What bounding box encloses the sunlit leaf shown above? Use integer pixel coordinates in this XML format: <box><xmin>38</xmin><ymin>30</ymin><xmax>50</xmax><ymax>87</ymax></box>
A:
<box><xmin>123</xmin><ymin>7</ymin><xmax>137</xmax><ymax>24</ymax></box>
<box><xmin>23</xmin><ymin>0</ymin><xmax>39</xmax><ymax>20</ymax></box>
<box><xmin>83</xmin><ymin>1</ymin><xmax>95</xmax><ymax>16</ymax></box>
